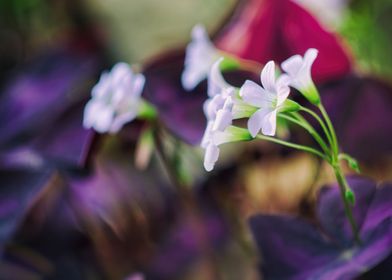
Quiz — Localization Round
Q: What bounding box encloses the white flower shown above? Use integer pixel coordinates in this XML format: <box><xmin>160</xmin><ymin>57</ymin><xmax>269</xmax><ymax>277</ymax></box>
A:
<box><xmin>203</xmin><ymin>58</ymin><xmax>236</xmax><ymax>123</ymax></box>
<box><xmin>281</xmin><ymin>48</ymin><xmax>319</xmax><ymax>104</ymax></box>
<box><xmin>240</xmin><ymin>61</ymin><xmax>290</xmax><ymax>137</ymax></box>
<box><xmin>182</xmin><ymin>24</ymin><xmax>220</xmax><ymax>91</ymax></box>
<box><xmin>201</xmin><ymin>125</ymin><xmax>251</xmax><ymax>172</ymax></box>
<box><xmin>83</xmin><ymin>62</ymin><xmax>145</xmax><ymax>133</ymax></box>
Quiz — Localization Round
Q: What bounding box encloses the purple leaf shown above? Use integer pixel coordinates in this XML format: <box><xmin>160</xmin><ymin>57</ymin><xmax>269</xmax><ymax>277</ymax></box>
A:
<box><xmin>317</xmin><ymin>177</ymin><xmax>375</xmax><ymax>244</ymax></box>
<box><xmin>0</xmin><ymin>166</ymin><xmax>54</xmax><ymax>253</ymax></box>
<box><xmin>249</xmin><ymin>177</ymin><xmax>392</xmax><ymax>280</ymax></box>
<box><xmin>321</xmin><ymin>75</ymin><xmax>392</xmax><ymax>161</ymax></box>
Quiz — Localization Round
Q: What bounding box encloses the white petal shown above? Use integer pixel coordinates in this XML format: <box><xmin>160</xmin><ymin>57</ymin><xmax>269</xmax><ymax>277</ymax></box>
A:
<box><xmin>260</xmin><ymin>61</ymin><xmax>276</xmax><ymax>93</ymax></box>
<box><xmin>276</xmin><ymin>74</ymin><xmax>291</xmax><ymax>107</ymax></box>
<box><xmin>203</xmin><ymin>95</ymin><xmax>225</xmax><ymax>120</ymax></box>
<box><xmin>240</xmin><ymin>80</ymin><xmax>271</xmax><ymax>108</ymax></box>
<box><xmin>281</xmin><ymin>54</ymin><xmax>303</xmax><ymax>77</ymax></box>
<box><xmin>212</xmin><ymin>96</ymin><xmax>234</xmax><ymax>132</ymax></box>
<box><xmin>83</xmin><ymin>100</ymin><xmax>101</xmax><ymax>129</ymax></box>
<box><xmin>132</xmin><ymin>74</ymin><xmax>146</xmax><ymax>97</ymax></box>
<box><xmin>109</xmin><ymin>111</ymin><xmax>137</xmax><ymax>134</ymax></box>
<box><xmin>182</xmin><ymin>25</ymin><xmax>218</xmax><ymax>91</ymax></box>
<box><xmin>208</xmin><ymin>58</ymin><xmax>229</xmax><ymax>97</ymax></box>
<box><xmin>201</xmin><ymin>121</ymin><xmax>214</xmax><ymax>148</ymax></box>
<box><xmin>91</xmin><ymin>72</ymin><xmax>111</xmax><ymax>99</ymax></box>
<box><xmin>213</xmin><ymin>109</ymin><xmax>233</xmax><ymax>131</ymax></box>
<box><xmin>247</xmin><ymin>108</ymin><xmax>269</xmax><ymax>137</ymax></box>
<box><xmin>303</xmin><ymin>48</ymin><xmax>318</xmax><ymax>70</ymax></box>
<box><xmin>204</xmin><ymin>143</ymin><xmax>219</xmax><ymax>172</ymax></box>
<box><xmin>93</xmin><ymin>106</ymin><xmax>114</xmax><ymax>133</ymax></box>
<box><xmin>111</xmin><ymin>62</ymin><xmax>133</xmax><ymax>85</ymax></box>
<box><xmin>181</xmin><ymin>67</ymin><xmax>206</xmax><ymax>91</ymax></box>
<box><xmin>191</xmin><ymin>24</ymin><xmax>210</xmax><ymax>43</ymax></box>
<box><xmin>261</xmin><ymin>110</ymin><xmax>277</xmax><ymax>136</ymax></box>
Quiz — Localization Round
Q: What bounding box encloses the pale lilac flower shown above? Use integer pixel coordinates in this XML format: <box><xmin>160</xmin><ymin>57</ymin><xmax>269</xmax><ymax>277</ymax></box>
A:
<box><xmin>203</xmin><ymin>58</ymin><xmax>236</xmax><ymax>122</ymax></box>
<box><xmin>240</xmin><ymin>61</ymin><xmax>290</xmax><ymax>137</ymax></box>
<box><xmin>83</xmin><ymin>62</ymin><xmax>145</xmax><ymax>134</ymax></box>
<box><xmin>182</xmin><ymin>24</ymin><xmax>220</xmax><ymax>91</ymax></box>
<box><xmin>281</xmin><ymin>48</ymin><xmax>320</xmax><ymax>104</ymax></box>
<box><xmin>201</xmin><ymin>125</ymin><xmax>251</xmax><ymax>172</ymax></box>
<box><xmin>201</xmin><ymin>60</ymin><xmax>255</xmax><ymax>171</ymax></box>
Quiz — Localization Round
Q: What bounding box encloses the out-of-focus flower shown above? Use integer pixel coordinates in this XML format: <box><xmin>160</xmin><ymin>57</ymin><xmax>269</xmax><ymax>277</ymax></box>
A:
<box><xmin>250</xmin><ymin>177</ymin><xmax>392</xmax><ymax>280</ymax></box>
<box><xmin>201</xmin><ymin>125</ymin><xmax>251</xmax><ymax>172</ymax></box>
<box><xmin>182</xmin><ymin>24</ymin><xmax>220</xmax><ymax>91</ymax></box>
<box><xmin>213</xmin><ymin>97</ymin><xmax>234</xmax><ymax>132</ymax></box>
<box><xmin>215</xmin><ymin>0</ymin><xmax>351</xmax><ymax>84</ymax></box>
<box><xmin>83</xmin><ymin>62</ymin><xmax>149</xmax><ymax>134</ymax></box>
<box><xmin>281</xmin><ymin>48</ymin><xmax>319</xmax><ymax>104</ymax></box>
<box><xmin>240</xmin><ymin>61</ymin><xmax>290</xmax><ymax>137</ymax></box>
<box><xmin>142</xmin><ymin>50</ymin><xmax>256</xmax><ymax>145</ymax></box>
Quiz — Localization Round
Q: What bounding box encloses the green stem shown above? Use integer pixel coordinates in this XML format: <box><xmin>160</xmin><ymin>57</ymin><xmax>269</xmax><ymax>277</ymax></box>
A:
<box><xmin>279</xmin><ymin>113</ymin><xmax>331</xmax><ymax>161</ymax></box>
<box><xmin>334</xmin><ymin>165</ymin><xmax>362</xmax><ymax>245</ymax></box>
<box><xmin>318</xmin><ymin>104</ymin><xmax>339</xmax><ymax>157</ymax></box>
<box><xmin>255</xmin><ymin>134</ymin><xmax>327</xmax><ymax>160</ymax></box>
<box><xmin>300</xmin><ymin>106</ymin><xmax>334</xmax><ymax>152</ymax></box>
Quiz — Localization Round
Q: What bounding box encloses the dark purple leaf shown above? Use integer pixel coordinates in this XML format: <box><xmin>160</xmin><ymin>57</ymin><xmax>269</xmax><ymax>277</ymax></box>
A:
<box><xmin>249</xmin><ymin>177</ymin><xmax>392</xmax><ymax>280</ymax></box>
<box><xmin>0</xmin><ymin>166</ymin><xmax>54</xmax><ymax>253</ymax></box>
<box><xmin>0</xmin><ymin>49</ymin><xmax>102</xmax><ymax>165</ymax></box>
<box><xmin>250</xmin><ymin>215</ymin><xmax>338</xmax><ymax>280</ymax></box>
<box><xmin>321</xmin><ymin>75</ymin><xmax>392</xmax><ymax>161</ymax></box>
<box><xmin>317</xmin><ymin>177</ymin><xmax>375</xmax><ymax>244</ymax></box>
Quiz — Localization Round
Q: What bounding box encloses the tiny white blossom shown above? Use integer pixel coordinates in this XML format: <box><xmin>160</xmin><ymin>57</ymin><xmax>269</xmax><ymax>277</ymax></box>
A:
<box><xmin>281</xmin><ymin>48</ymin><xmax>319</xmax><ymax>104</ymax></box>
<box><xmin>83</xmin><ymin>62</ymin><xmax>145</xmax><ymax>133</ymax></box>
<box><xmin>182</xmin><ymin>24</ymin><xmax>220</xmax><ymax>91</ymax></box>
<box><xmin>203</xmin><ymin>58</ymin><xmax>236</xmax><ymax>125</ymax></box>
<box><xmin>201</xmin><ymin>125</ymin><xmax>251</xmax><ymax>172</ymax></box>
<box><xmin>240</xmin><ymin>61</ymin><xmax>290</xmax><ymax>137</ymax></box>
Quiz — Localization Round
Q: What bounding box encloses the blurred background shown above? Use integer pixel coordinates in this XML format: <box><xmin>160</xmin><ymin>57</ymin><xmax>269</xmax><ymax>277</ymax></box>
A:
<box><xmin>1</xmin><ymin>0</ymin><xmax>392</xmax><ymax>279</ymax></box>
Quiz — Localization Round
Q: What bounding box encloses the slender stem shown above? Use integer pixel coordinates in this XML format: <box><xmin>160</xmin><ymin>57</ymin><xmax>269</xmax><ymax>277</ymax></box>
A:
<box><xmin>300</xmin><ymin>106</ymin><xmax>334</xmax><ymax>151</ymax></box>
<box><xmin>255</xmin><ymin>134</ymin><xmax>327</xmax><ymax>160</ymax></box>
<box><xmin>334</xmin><ymin>165</ymin><xmax>362</xmax><ymax>244</ymax></box>
<box><xmin>279</xmin><ymin>114</ymin><xmax>331</xmax><ymax>161</ymax></box>
<box><xmin>318</xmin><ymin>104</ymin><xmax>339</xmax><ymax>157</ymax></box>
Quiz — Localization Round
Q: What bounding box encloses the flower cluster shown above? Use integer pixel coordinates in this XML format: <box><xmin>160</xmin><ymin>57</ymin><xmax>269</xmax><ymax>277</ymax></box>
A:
<box><xmin>83</xmin><ymin>62</ymin><xmax>154</xmax><ymax>134</ymax></box>
<box><xmin>198</xmin><ymin>50</ymin><xmax>319</xmax><ymax>171</ymax></box>
<box><xmin>82</xmin><ymin>27</ymin><xmax>319</xmax><ymax>173</ymax></box>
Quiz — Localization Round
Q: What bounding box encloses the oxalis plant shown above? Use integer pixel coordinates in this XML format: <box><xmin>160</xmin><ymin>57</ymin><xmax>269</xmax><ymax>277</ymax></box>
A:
<box><xmin>83</xmin><ymin>24</ymin><xmax>362</xmax><ymax>245</ymax></box>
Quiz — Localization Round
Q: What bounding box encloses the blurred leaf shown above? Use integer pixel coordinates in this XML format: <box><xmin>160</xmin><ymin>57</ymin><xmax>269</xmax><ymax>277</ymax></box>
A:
<box><xmin>0</xmin><ymin>166</ymin><xmax>54</xmax><ymax>254</ymax></box>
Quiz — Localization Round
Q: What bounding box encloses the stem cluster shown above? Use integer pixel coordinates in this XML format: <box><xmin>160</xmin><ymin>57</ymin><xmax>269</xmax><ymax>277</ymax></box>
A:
<box><xmin>259</xmin><ymin>100</ymin><xmax>362</xmax><ymax>244</ymax></box>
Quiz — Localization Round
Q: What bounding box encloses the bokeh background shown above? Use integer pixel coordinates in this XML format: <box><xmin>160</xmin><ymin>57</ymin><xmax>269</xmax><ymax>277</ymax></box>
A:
<box><xmin>1</xmin><ymin>0</ymin><xmax>392</xmax><ymax>279</ymax></box>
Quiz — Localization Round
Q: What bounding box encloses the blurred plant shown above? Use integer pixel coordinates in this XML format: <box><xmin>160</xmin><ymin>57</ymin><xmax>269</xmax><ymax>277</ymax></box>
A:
<box><xmin>187</xmin><ymin>45</ymin><xmax>362</xmax><ymax>243</ymax></box>
<box><xmin>340</xmin><ymin>0</ymin><xmax>392</xmax><ymax>79</ymax></box>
